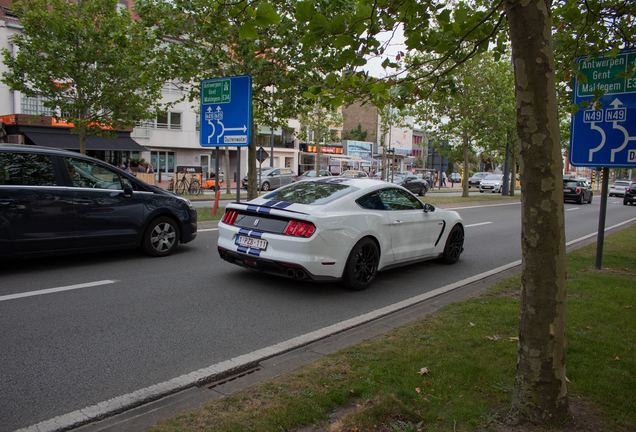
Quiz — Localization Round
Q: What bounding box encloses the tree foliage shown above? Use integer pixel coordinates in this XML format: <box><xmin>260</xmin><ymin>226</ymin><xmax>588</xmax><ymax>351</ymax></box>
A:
<box><xmin>1</xmin><ymin>0</ymin><xmax>169</xmax><ymax>154</ymax></box>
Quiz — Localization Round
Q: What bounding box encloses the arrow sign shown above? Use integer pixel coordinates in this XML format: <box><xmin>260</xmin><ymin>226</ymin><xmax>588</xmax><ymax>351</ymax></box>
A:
<box><xmin>200</xmin><ymin>75</ymin><xmax>252</xmax><ymax>148</ymax></box>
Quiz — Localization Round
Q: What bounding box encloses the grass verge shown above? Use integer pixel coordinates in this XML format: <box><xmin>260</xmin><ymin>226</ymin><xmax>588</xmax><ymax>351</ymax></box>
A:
<box><xmin>422</xmin><ymin>193</ymin><xmax>520</xmax><ymax>206</ymax></box>
<box><xmin>196</xmin><ymin>207</ymin><xmax>225</xmax><ymax>222</ymax></box>
<box><xmin>148</xmin><ymin>225</ymin><xmax>635</xmax><ymax>431</ymax></box>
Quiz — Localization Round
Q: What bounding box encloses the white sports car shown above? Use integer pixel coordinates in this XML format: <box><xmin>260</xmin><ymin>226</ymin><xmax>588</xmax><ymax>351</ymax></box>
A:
<box><xmin>217</xmin><ymin>178</ymin><xmax>464</xmax><ymax>290</ymax></box>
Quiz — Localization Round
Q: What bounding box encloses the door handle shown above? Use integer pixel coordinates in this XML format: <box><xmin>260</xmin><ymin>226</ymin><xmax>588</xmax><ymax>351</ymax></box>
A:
<box><xmin>0</xmin><ymin>197</ymin><xmax>15</xmax><ymax>205</ymax></box>
<box><xmin>76</xmin><ymin>198</ymin><xmax>93</xmax><ymax>205</ymax></box>
<box><xmin>392</xmin><ymin>220</ymin><xmax>403</xmax><ymax>224</ymax></box>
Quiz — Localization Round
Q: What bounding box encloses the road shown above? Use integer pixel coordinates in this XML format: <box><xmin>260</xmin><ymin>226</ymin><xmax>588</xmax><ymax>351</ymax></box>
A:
<box><xmin>1</xmin><ymin>197</ymin><xmax>635</xmax><ymax>431</ymax></box>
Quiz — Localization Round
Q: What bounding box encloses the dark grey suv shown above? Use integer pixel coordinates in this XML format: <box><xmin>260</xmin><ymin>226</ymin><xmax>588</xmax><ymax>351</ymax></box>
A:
<box><xmin>0</xmin><ymin>145</ymin><xmax>197</xmax><ymax>259</ymax></box>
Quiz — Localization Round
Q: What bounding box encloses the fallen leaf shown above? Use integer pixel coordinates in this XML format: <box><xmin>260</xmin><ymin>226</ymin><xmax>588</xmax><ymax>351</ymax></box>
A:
<box><xmin>423</xmin><ymin>381</ymin><xmax>432</xmax><ymax>386</ymax></box>
<box><xmin>460</xmin><ymin>394</ymin><xmax>464</xmax><ymax>397</ymax></box>
<box><xmin>509</xmin><ymin>337</ymin><xmax>519</xmax><ymax>341</ymax></box>
<box><xmin>566</xmin><ymin>376</ymin><xmax>571</xmax><ymax>383</ymax></box>
<box><xmin>423</xmin><ymin>397</ymin><xmax>430</xmax><ymax>402</ymax></box>
<box><xmin>349</xmin><ymin>389</ymin><xmax>355</xmax><ymax>394</ymax></box>
<box><xmin>615</xmin><ymin>356</ymin><xmax>620</xmax><ymax>361</ymax></box>
<box><xmin>624</xmin><ymin>305</ymin><xmax>632</xmax><ymax>309</ymax></box>
<box><xmin>587</xmin><ymin>327</ymin><xmax>593</xmax><ymax>330</ymax></box>
<box><xmin>622</xmin><ymin>268</ymin><xmax>628</xmax><ymax>271</ymax></box>
<box><xmin>416</xmin><ymin>387</ymin><xmax>422</xmax><ymax>394</ymax></box>
<box><xmin>341</xmin><ymin>370</ymin><xmax>347</xmax><ymax>374</ymax></box>
<box><xmin>417</xmin><ymin>367</ymin><xmax>430</xmax><ymax>375</ymax></box>
<box><xmin>485</xmin><ymin>335</ymin><xmax>502</xmax><ymax>341</ymax></box>
<box><xmin>469</xmin><ymin>322</ymin><xmax>475</xmax><ymax>327</ymax></box>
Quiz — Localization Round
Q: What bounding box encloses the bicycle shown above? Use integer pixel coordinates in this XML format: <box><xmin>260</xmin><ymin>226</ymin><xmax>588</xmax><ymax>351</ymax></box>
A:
<box><xmin>175</xmin><ymin>172</ymin><xmax>201</xmax><ymax>195</ymax></box>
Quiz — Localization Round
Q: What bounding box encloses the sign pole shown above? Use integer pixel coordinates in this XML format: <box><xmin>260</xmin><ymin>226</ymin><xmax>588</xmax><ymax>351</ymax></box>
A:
<box><xmin>215</xmin><ymin>149</ymin><xmax>220</xmax><ymax>193</ymax></box>
<box><xmin>236</xmin><ymin>147</ymin><xmax>241</xmax><ymax>203</ymax></box>
<box><xmin>595</xmin><ymin>167</ymin><xmax>610</xmax><ymax>270</ymax></box>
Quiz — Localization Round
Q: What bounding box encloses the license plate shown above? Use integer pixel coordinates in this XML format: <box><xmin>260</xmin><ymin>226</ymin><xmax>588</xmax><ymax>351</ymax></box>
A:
<box><xmin>236</xmin><ymin>235</ymin><xmax>268</xmax><ymax>250</ymax></box>
<box><xmin>563</xmin><ymin>188</ymin><xmax>570</xmax><ymax>192</ymax></box>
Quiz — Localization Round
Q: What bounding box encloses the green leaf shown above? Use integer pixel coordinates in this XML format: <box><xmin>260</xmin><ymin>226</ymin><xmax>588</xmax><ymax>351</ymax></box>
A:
<box><xmin>238</xmin><ymin>22</ymin><xmax>258</xmax><ymax>39</ymax></box>
<box><xmin>295</xmin><ymin>2</ymin><xmax>314</xmax><ymax>22</ymax></box>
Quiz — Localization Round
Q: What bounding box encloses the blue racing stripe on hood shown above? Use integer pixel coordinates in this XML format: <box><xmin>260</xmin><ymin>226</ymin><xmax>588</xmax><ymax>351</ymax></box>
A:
<box><xmin>274</xmin><ymin>201</ymin><xmax>293</xmax><ymax>209</ymax></box>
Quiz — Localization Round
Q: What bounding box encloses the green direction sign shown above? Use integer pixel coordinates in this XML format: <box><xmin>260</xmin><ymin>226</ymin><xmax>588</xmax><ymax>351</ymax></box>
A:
<box><xmin>577</xmin><ymin>52</ymin><xmax>636</xmax><ymax>96</ymax></box>
<box><xmin>202</xmin><ymin>79</ymin><xmax>231</xmax><ymax>104</ymax></box>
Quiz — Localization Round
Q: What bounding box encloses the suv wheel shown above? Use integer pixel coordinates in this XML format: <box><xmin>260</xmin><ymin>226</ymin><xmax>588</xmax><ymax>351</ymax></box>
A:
<box><xmin>142</xmin><ymin>216</ymin><xmax>180</xmax><ymax>257</ymax></box>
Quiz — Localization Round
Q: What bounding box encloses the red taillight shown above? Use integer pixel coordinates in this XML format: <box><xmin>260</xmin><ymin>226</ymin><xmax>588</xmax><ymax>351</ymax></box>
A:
<box><xmin>576</xmin><ymin>187</ymin><xmax>581</xmax><ymax>194</ymax></box>
<box><xmin>284</xmin><ymin>220</ymin><xmax>316</xmax><ymax>237</ymax></box>
<box><xmin>222</xmin><ymin>210</ymin><xmax>239</xmax><ymax>225</ymax></box>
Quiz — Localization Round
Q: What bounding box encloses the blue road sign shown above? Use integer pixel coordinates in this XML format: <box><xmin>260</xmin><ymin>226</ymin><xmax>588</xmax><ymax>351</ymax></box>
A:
<box><xmin>570</xmin><ymin>49</ymin><xmax>636</xmax><ymax>168</ymax></box>
<box><xmin>200</xmin><ymin>75</ymin><xmax>252</xmax><ymax>147</ymax></box>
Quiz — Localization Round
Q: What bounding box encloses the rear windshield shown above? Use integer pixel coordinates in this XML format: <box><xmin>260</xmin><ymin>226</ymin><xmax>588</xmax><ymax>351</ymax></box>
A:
<box><xmin>564</xmin><ymin>181</ymin><xmax>578</xmax><ymax>187</ymax></box>
<box><xmin>613</xmin><ymin>181</ymin><xmax>630</xmax><ymax>186</ymax></box>
<box><xmin>262</xmin><ymin>180</ymin><xmax>353</xmax><ymax>205</ymax></box>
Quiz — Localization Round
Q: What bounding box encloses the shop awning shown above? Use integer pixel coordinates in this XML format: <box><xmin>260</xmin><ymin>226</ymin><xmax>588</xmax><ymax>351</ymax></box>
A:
<box><xmin>23</xmin><ymin>129</ymin><xmax>147</xmax><ymax>152</ymax></box>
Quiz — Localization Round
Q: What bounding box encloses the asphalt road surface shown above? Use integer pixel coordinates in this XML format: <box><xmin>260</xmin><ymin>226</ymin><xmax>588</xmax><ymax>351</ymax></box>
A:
<box><xmin>1</xmin><ymin>197</ymin><xmax>635</xmax><ymax>431</ymax></box>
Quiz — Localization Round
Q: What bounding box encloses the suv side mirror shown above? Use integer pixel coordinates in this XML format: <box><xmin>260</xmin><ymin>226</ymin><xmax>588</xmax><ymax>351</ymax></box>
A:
<box><xmin>123</xmin><ymin>180</ymin><xmax>133</xmax><ymax>198</ymax></box>
<box><xmin>423</xmin><ymin>203</ymin><xmax>435</xmax><ymax>213</ymax></box>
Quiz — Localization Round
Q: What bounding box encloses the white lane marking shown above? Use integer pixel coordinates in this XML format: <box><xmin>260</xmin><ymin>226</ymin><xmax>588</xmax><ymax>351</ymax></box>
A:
<box><xmin>18</xmin><ymin>215</ymin><xmax>636</xmax><ymax>432</ymax></box>
<box><xmin>0</xmin><ymin>280</ymin><xmax>116</xmax><ymax>303</ymax></box>
<box><xmin>198</xmin><ymin>228</ymin><xmax>218</xmax><ymax>232</ymax></box>
<box><xmin>444</xmin><ymin>202</ymin><xmax>521</xmax><ymax>211</ymax></box>
<box><xmin>465</xmin><ymin>222</ymin><xmax>493</xmax><ymax>228</ymax></box>
<box><xmin>566</xmin><ymin>208</ymin><xmax>580</xmax><ymax>211</ymax></box>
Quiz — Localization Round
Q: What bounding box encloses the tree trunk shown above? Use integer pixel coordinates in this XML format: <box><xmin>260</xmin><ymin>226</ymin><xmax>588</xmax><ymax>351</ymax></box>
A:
<box><xmin>462</xmin><ymin>128</ymin><xmax>469</xmax><ymax>197</ymax></box>
<box><xmin>247</xmin><ymin>123</ymin><xmax>258</xmax><ymax>200</ymax></box>
<box><xmin>225</xmin><ymin>146</ymin><xmax>231</xmax><ymax>195</ymax></box>
<box><xmin>505</xmin><ymin>0</ymin><xmax>569</xmax><ymax>425</ymax></box>
<box><xmin>509</xmin><ymin>150</ymin><xmax>517</xmax><ymax>196</ymax></box>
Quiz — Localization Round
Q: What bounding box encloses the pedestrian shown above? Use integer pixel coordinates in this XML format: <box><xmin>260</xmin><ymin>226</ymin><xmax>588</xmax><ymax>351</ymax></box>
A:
<box><xmin>442</xmin><ymin>171</ymin><xmax>447</xmax><ymax>187</ymax></box>
<box><xmin>125</xmin><ymin>164</ymin><xmax>133</xmax><ymax>174</ymax></box>
<box><xmin>146</xmin><ymin>164</ymin><xmax>154</xmax><ymax>174</ymax></box>
<box><xmin>137</xmin><ymin>164</ymin><xmax>146</xmax><ymax>173</ymax></box>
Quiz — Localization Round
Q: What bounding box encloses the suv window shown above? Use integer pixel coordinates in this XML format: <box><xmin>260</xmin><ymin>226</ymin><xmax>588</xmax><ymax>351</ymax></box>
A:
<box><xmin>0</xmin><ymin>152</ymin><xmax>57</xmax><ymax>186</ymax></box>
<box><xmin>65</xmin><ymin>158</ymin><xmax>123</xmax><ymax>190</ymax></box>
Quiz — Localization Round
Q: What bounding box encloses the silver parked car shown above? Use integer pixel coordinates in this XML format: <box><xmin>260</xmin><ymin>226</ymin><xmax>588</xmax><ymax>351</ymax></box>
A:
<box><xmin>242</xmin><ymin>167</ymin><xmax>297</xmax><ymax>191</ymax></box>
<box><xmin>609</xmin><ymin>180</ymin><xmax>631</xmax><ymax>197</ymax></box>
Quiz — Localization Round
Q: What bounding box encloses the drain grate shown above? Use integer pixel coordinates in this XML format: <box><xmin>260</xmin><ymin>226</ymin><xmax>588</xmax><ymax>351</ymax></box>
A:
<box><xmin>207</xmin><ymin>366</ymin><xmax>263</xmax><ymax>389</ymax></box>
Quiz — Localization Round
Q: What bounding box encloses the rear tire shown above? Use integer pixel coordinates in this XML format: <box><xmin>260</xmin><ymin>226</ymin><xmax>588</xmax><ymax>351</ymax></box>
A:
<box><xmin>441</xmin><ymin>225</ymin><xmax>464</xmax><ymax>264</ymax></box>
<box><xmin>261</xmin><ymin>182</ymin><xmax>270</xmax><ymax>191</ymax></box>
<box><xmin>142</xmin><ymin>216</ymin><xmax>180</xmax><ymax>257</ymax></box>
<box><xmin>588</xmin><ymin>194</ymin><xmax>593</xmax><ymax>204</ymax></box>
<box><xmin>342</xmin><ymin>238</ymin><xmax>379</xmax><ymax>291</ymax></box>
<box><xmin>418</xmin><ymin>186</ymin><xmax>426</xmax><ymax>196</ymax></box>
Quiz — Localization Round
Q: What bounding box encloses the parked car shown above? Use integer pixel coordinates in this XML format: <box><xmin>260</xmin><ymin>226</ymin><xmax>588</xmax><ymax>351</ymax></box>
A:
<box><xmin>448</xmin><ymin>173</ymin><xmax>462</xmax><ymax>183</ymax></box>
<box><xmin>390</xmin><ymin>173</ymin><xmax>429</xmax><ymax>196</ymax></box>
<box><xmin>479</xmin><ymin>174</ymin><xmax>506</xmax><ymax>193</ymax></box>
<box><xmin>218</xmin><ymin>178</ymin><xmax>464</xmax><ymax>290</ymax></box>
<box><xmin>0</xmin><ymin>144</ymin><xmax>197</xmax><ymax>259</ymax></box>
<box><xmin>468</xmin><ymin>172</ymin><xmax>490</xmax><ymax>188</ymax></box>
<box><xmin>339</xmin><ymin>170</ymin><xmax>369</xmax><ymax>178</ymax></box>
<box><xmin>242</xmin><ymin>167</ymin><xmax>297</xmax><ymax>191</ymax></box>
<box><xmin>623</xmin><ymin>182</ymin><xmax>636</xmax><ymax>205</ymax></box>
<box><xmin>296</xmin><ymin>170</ymin><xmax>332</xmax><ymax>180</ymax></box>
<box><xmin>563</xmin><ymin>178</ymin><xmax>593</xmax><ymax>204</ymax></box>
<box><xmin>609</xmin><ymin>180</ymin><xmax>631</xmax><ymax>197</ymax></box>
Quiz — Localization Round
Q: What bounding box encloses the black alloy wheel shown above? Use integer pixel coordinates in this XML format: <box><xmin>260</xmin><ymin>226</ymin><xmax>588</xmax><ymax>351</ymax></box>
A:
<box><xmin>441</xmin><ymin>225</ymin><xmax>464</xmax><ymax>264</ymax></box>
<box><xmin>418</xmin><ymin>186</ymin><xmax>426</xmax><ymax>196</ymax></box>
<box><xmin>342</xmin><ymin>238</ymin><xmax>379</xmax><ymax>290</ymax></box>
<box><xmin>142</xmin><ymin>216</ymin><xmax>180</xmax><ymax>257</ymax></box>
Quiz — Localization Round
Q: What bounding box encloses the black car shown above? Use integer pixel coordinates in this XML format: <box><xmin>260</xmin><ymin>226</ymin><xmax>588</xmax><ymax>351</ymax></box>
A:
<box><xmin>468</xmin><ymin>172</ymin><xmax>490</xmax><ymax>188</ymax></box>
<box><xmin>623</xmin><ymin>182</ymin><xmax>636</xmax><ymax>205</ymax></box>
<box><xmin>391</xmin><ymin>173</ymin><xmax>428</xmax><ymax>196</ymax></box>
<box><xmin>563</xmin><ymin>178</ymin><xmax>593</xmax><ymax>204</ymax></box>
<box><xmin>0</xmin><ymin>145</ymin><xmax>197</xmax><ymax>259</ymax></box>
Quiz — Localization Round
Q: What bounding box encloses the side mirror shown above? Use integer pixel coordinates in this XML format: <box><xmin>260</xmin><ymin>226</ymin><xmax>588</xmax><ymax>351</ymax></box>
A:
<box><xmin>423</xmin><ymin>203</ymin><xmax>435</xmax><ymax>213</ymax></box>
<box><xmin>123</xmin><ymin>180</ymin><xmax>133</xmax><ymax>198</ymax></box>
